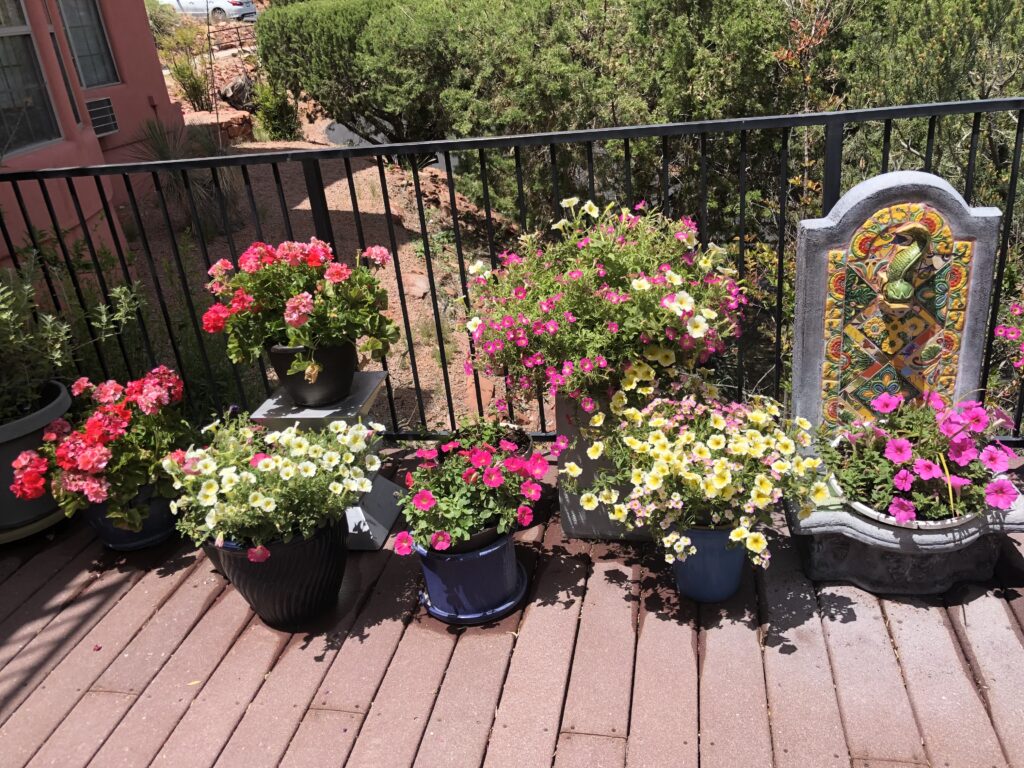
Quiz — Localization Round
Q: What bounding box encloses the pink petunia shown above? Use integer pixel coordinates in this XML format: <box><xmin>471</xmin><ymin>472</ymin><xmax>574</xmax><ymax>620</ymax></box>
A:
<box><xmin>516</xmin><ymin>505</ymin><xmax>533</xmax><ymax>526</ymax></box>
<box><xmin>499</xmin><ymin>439</ymin><xmax>519</xmax><ymax>453</ymax></box>
<box><xmin>913</xmin><ymin>458</ymin><xmax>943</xmax><ymax>481</ymax></box>
<box><xmin>893</xmin><ymin>469</ymin><xmax>914</xmax><ymax>492</ymax></box>
<box><xmin>947</xmin><ymin>436</ymin><xmax>978</xmax><ymax>467</ymax></box>
<box><xmin>888</xmin><ymin>497</ymin><xmax>917</xmax><ymax>523</ymax></box>
<box><xmin>884</xmin><ymin>438</ymin><xmax>913</xmax><ymax>464</ymax></box>
<box><xmin>520</xmin><ymin>480</ymin><xmax>542</xmax><ymax>502</ymax></box>
<box><xmin>963</xmin><ymin>406</ymin><xmax>989</xmax><ymax>433</ymax></box>
<box><xmin>430</xmin><ymin>531</ymin><xmax>452</xmax><ymax>551</ymax></box>
<box><xmin>483</xmin><ymin>467</ymin><xmax>504</xmax><ymax>488</ymax></box>
<box><xmin>247</xmin><ymin>545</ymin><xmax>271</xmax><ymax>563</ymax></box>
<box><xmin>468</xmin><ymin>448</ymin><xmax>493</xmax><ymax>469</ymax></box>
<box><xmin>980</xmin><ymin>445</ymin><xmax>1010</xmax><ymax>474</ymax></box>
<box><xmin>984</xmin><ymin>479</ymin><xmax>1018</xmax><ymax>510</ymax></box>
<box><xmin>250</xmin><ymin>452</ymin><xmax>270</xmax><ymax>468</ymax></box>
<box><xmin>461</xmin><ymin>467</ymin><xmax>478</xmax><ymax>484</ymax></box>
<box><xmin>871</xmin><ymin>392</ymin><xmax>904</xmax><ymax>414</ymax></box>
<box><xmin>948</xmin><ymin>475</ymin><xmax>972</xmax><ymax>491</ymax></box>
<box><xmin>412</xmin><ymin>489</ymin><xmax>436</xmax><ymax>511</ymax></box>
<box><xmin>394</xmin><ymin>531</ymin><xmax>414</xmax><ymax>556</ymax></box>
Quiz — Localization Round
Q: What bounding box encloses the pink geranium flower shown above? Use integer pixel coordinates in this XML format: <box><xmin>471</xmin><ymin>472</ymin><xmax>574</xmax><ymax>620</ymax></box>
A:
<box><xmin>430</xmin><ymin>531</ymin><xmax>452</xmax><ymax>551</ymax></box>
<box><xmin>980</xmin><ymin>445</ymin><xmax>1010</xmax><ymax>474</ymax></box>
<box><xmin>325</xmin><ymin>262</ymin><xmax>352</xmax><ymax>283</ymax></box>
<box><xmin>913</xmin><ymin>458</ymin><xmax>943</xmax><ymax>481</ymax></box>
<box><xmin>984</xmin><ymin>479</ymin><xmax>1018</xmax><ymax>510</ymax></box>
<box><xmin>284</xmin><ymin>292</ymin><xmax>314</xmax><ymax>328</ymax></box>
<box><xmin>363</xmin><ymin>245</ymin><xmax>391</xmax><ymax>266</ymax></box>
<box><xmin>412</xmin><ymin>489</ymin><xmax>437</xmax><ymax>511</ymax></box>
<box><xmin>884</xmin><ymin>438</ymin><xmax>912</xmax><ymax>464</ymax></box>
<box><xmin>893</xmin><ymin>469</ymin><xmax>914</xmax><ymax>492</ymax></box>
<box><xmin>888</xmin><ymin>497</ymin><xmax>916</xmax><ymax>523</ymax></box>
<box><xmin>394</xmin><ymin>531</ymin><xmax>414</xmax><ymax>556</ymax></box>
<box><xmin>247</xmin><ymin>545</ymin><xmax>271</xmax><ymax>563</ymax></box>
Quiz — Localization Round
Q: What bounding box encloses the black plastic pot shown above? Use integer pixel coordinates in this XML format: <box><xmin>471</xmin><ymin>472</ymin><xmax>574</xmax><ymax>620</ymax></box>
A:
<box><xmin>205</xmin><ymin>522</ymin><xmax>348</xmax><ymax>629</ymax></box>
<box><xmin>266</xmin><ymin>343</ymin><xmax>357</xmax><ymax>407</ymax></box>
<box><xmin>0</xmin><ymin>381</ymin><xmax>71</xmax><ymax>544</ymax></box>
<box><xmin>83</xmin><ymin>488</ymin><xmax>177</xmax><ymax>551</ymax></box>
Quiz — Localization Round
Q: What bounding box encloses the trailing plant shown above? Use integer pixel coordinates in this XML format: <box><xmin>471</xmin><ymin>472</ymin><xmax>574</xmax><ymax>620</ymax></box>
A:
<box><xmin>583</xmin><ymin>388</ymin><xmax>818</xmax><ymax>567</ymax></box>
<box><xmin>395</xmin><ymin>421</ymin><xmax>548</xmax><ymax>554</ymax></box>
<box><xmin>201</xmin><ymin>239</ymin><xmax>399</xmax><ymax>380</ymax></box>
<box><xmin>166</xmin><ymin>417</ymin><xmax>384</xmax><ymax>560</ymax></box>
<box><xmin>468</xmin><ymin>200</ymin><xmax>746</xmax><ymax>410</ymax></box>
<box><xmin>11</xmin><ymin>367</ymin><xmax>192</xmax><ymax>530</ymax></box>
<box><xmin>817</xmin><ymin>392</ymin><xmax>1020</xmax><ymax>522</ymax></box>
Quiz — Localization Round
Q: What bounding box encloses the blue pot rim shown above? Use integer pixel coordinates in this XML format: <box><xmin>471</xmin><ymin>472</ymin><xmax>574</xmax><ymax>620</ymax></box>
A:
<box><xmin>414</xmin><ymin>532</ymin><xmax>511</xmax><ymax>560</ymax></box>
<box><xmin>421</xmin><ymin>560</ymin><xmax>529</xmax><ymax>626</ymax></box>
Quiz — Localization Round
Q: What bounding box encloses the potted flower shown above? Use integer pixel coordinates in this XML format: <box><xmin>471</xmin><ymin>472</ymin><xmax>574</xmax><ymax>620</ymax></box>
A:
<box><xmin>591</xmin><ymin>394</ymin><xmax>818</xmax><ymax>602</ymax></box>
<box><xmin>201</xmin><ymin>238</ymin><xmax>400</xmax><ymax>406</ymax></box>
<box><xmin>395</xmin><ymin>422</ymin><xmax>545</xmax><ymax>624</ymax></box>
<box><xmin>166</xmin><ymin>417</ymin><xmax>384</xmax><ymax>628</ymax></box>
<box><xmin>468</xmin><ymin>199</ymin><xmax>746</xmax><ymax>539</ymax></box>
<box><xmin>0</xmin><ymin>267</ymin><xmax>137</xmax><ymax>542</ymax></box>
<box><xmin>816</xmin><ymin>392</ymin><xmax>1020</xmax><ymax>526</ymax></box>
<box><xmin>10</xmin><ymin>366</ymin><xmax>191</xmax><ymax>550</ymax></box>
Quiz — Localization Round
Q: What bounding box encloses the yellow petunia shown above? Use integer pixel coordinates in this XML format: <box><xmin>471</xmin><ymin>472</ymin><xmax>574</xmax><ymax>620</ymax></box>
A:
<box><xmin>586</xmin><ymin>441</ymin><xmax>605</xmax><ymax>460</ymax></box>
<box><xmin>729</xmin><ymin>526</ymin><xmax>749</xmax><ymax>542</ymax></box>
<box><xmin>590</xmin><ymin>412</ymin><xmax>606</xmax><ymax>427</ymax></box>
<box><xmin>708</xmin><ymin>434</ymin><xmax>726</xmax><ymax>451</ymax></box>
<box><xmin>561</xmin><ymin>462</ymin><xmax>583</xmax><ymax>478</ymax></box>
<box><xmin>745</xmin><ymin>532</ymin><xmax>768</xmax><ymax>554</ymax></box>
<box><xmin>810</xmin><ymin>482</ymin><xmax>829</xmax><ymax>504</ymax></box>
<box><xmin>580</xmin><ymin>493</ymin><xmax>599</xmax><ymax>511</ymax></box>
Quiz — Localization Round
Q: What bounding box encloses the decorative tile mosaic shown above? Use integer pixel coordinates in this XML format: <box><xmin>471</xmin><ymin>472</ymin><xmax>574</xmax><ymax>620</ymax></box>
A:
<box><xmin>820</xmin><ymin>203</ymin><xmax>973</xmax><ymax>425</ymax></box>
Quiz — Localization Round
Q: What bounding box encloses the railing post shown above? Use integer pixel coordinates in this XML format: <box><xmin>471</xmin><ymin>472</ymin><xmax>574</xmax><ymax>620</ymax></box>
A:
<box><xmin>822</xmin><ymin>120</ymin><xmax>844</xmax><ymax>214</ymax></box>
<box><xmin>301</xmin><ymin>158</ymin><xmax>336</xmax><ymax>251</ymax></box>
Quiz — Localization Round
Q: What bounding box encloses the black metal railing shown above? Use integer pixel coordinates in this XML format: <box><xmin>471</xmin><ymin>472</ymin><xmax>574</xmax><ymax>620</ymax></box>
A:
<box><xmin>1</xmin><ymin>98</ymin><xmax>1022</xmax><ymax>438</ymax></box>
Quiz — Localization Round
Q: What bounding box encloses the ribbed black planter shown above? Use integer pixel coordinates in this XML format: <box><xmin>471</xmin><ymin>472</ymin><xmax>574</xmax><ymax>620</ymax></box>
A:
<box><xmin>266</xmin><ymin>343</ymin><xmax>357</xmax><ymax>407</ymax></box>
<box><xmin>205</xmin><ymin>522</ymin><xmax>347</xmax><ymax>629</ymax></box>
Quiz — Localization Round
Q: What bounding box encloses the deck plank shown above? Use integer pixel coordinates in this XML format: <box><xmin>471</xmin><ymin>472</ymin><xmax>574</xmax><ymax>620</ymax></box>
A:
<box><xmin>555</xmin><ymin>733</ymin><xmax>626</xmax><ymax>768</ymax></box>
<box><xmin>757</xmin><ymin>539</ymin><xmax>848</xmax><ymax>768</ymax></box>
<box><xmin>213</xmin><ymin>550</ymin><xmax>391</xmax><ymax>768</ymax></box>
<box><xmin>483</xmin><ymin>520</ymin><xmax>589</xmax><ymax>768</ymax></box>
<box><xmin>561</xmin><ymin>543</ymin><xmax>638</xmax><ymax>739</ymax></box>
<box><xmin>86</xmin><ymin>589</ymin><xmax>263</xmax><ymax>768</ymax></box>
<box><xmin>24</xmin><ymin>691</ymin><xmax>134</xmax><ymax>768</ymax></box>
<box><xmin>0</xmin><ymin>524</ymin><xmax>95</xmax><ymax>625</ymax></box>
<box><xmin>625</xmin><ymin>562</ymin><xmax>698</xmax><ymax>768</ymax></box>
<box><xmin>280</xmin><ymin>709</ymin><xmax>364</xmax><ymax>768</ymax></box>
<box><xmin>698</xmin><ymin>569</ymin><xmax>773</xmax><ymax>768</ymax></box>
<box><xmin>818</xmin><ymin>585</ymin><xmax>927</xmax><ymax>765</ymax></box>
<box><xmin>882</xmin><ymin>596</ymin><xmax>1008</xmax><ymax>768</ymax></box>
<box><xmin>0</xmin><ymin>550</ymin><xmax>200</xmax><ymax>768</ymax></box>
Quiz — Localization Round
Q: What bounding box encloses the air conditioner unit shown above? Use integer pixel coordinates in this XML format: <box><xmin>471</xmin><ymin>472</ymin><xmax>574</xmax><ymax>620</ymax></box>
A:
<box><xmin>85</xmin><ymin>98</ymin><xmax>118</xmax><ymax>137</ymax></box>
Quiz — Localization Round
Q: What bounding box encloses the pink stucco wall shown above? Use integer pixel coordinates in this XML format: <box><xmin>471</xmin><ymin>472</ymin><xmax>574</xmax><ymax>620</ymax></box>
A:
<box><xmin>0</xmin><ymin>0</ymin><xmax>183</xmax><ymax>259</ymax></box>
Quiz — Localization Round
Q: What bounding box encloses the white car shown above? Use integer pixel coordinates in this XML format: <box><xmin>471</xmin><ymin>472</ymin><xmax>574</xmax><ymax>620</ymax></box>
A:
<box><xmin>157</xmin><ymin>0</ymin><xmax>258</xmax><ymax>23</ymax></box>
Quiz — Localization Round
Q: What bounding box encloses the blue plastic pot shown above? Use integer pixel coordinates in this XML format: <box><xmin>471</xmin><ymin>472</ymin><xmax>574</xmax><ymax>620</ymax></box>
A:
<box><xmin>416</xmin><ymin>533</ymin><xmax>528</xmax><ymax>625</ymax></box>
<box><xmin>671</xmin><ymin>528</ymin><xmax>747</xmax><ymax>602</ymax></box>
<box><xmin>83</xmin><ymin>490</ymin><xmax>176</xmax><ymax>551</ymax></box>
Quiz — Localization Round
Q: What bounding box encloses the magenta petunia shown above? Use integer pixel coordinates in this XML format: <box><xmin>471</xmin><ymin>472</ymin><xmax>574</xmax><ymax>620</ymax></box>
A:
<box><xmin>394</xmin><ymin>531</ymin><xmax>414</xmax><ymax>556</ymax></box>
<box><xmin>888</xmin><ymin>497</ymin><xmax>916</xmax><ymax>523</ymax></box>
<box><xmin>520</xmin><ymin>480</ymin><xmax>542</xmax><ymax>502</ymax></box>
<box><xmin>482</xmin><ymin>466</ymin><xmax>505</xmax><ymax>488</ymax></box>
<box><xmin>980</xmin><ymin>445</ymin><xmax>1010</xmax><ymax>474</ymax></box>
<box><xmin>893</xmin><ymin>469</ymin><xmax>914</xmax><ymax>492</ymax></box>
<box><xmin>412</xmin><ymin>489</ymin><xmax>437</xmax><ymax>511</ymax></box>
<box><xmin>883</xmin><ymin>438</ymin><xmax>913</xmax><ymax>464</ymax></box>
<box><xmin>947</xmin><ymin>436</ymin><xmax>978</xmax><ymax>467</ymax></box>
<box><xmin>430</xmin><ymin>531</ymin><xmax>452</xmax><ymax>551</ymax></box>
<box><xmin>516</xmin><ymin>505</ymin><xmax>534</xmax><ymax>526</ymax></box>
<box><xmin>913</xmin><ymin>458</ymin><xmax>943</xmax><ymax>480</ymax></box>
<box><xmin>984</xmin><ymin>478</ymin><xmax>1018</xmax><ymax>510</ymax></box>
<box><xmin>871</xmin><ymin>392</ymin><xmax>904</xmax><ymax>414</ymax></box>
<box><xmin>247</xmin><ymin>545</ymin><xmax>271</xmax><ymax>563</ymax></box>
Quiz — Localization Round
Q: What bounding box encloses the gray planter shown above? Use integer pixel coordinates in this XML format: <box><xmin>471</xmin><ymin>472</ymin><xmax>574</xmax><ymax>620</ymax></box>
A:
<box><xmin>0</xmin><ymin>381</ymin><xmax>71</xmax><ymax>544</ymax></box>
<box><xmin>786</xmin><ymin>477</ymin><xmax>1024</xmax><ymax>594</ymax></box>
<box><xmin>555</xmin><ymin>394</ymin><xmax>650</xmax><ymax>541</ymax></box>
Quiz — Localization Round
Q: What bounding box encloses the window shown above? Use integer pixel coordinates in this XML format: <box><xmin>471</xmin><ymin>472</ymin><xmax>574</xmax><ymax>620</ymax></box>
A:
<box><xmin>0</xmin><ymin>1</ymin><xmax>60</xmax><ymax>155</ymax></box>
<box><xmin>56</xmin><ymin>0</ymin><xmax>116</xmax><ymax>88</ymax></box>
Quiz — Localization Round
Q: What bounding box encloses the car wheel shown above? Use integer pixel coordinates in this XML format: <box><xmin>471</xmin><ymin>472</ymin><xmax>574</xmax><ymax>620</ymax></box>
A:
<box><xmin>210</xmin><ymin>7</ymin><xmax>227</xmax><ymax>23</ymax></box>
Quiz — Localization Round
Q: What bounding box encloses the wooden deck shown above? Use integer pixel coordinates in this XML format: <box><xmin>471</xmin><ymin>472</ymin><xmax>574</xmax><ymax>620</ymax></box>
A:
<box><xmin>2</xmin><ymin>509</ymin><xmax>1024</xmax><ymax>768</ymax></box>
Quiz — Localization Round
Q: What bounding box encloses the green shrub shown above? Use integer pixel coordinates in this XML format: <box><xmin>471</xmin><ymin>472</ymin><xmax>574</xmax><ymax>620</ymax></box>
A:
<box><xmin>253</xmin><ymin>82</ymin><xmax>301</xmax><ymax>140</ymax></box>
<box><xmin>169</xmin><ymin>57</ymin><xmax>212</xmax><ymax>112</ymax></box>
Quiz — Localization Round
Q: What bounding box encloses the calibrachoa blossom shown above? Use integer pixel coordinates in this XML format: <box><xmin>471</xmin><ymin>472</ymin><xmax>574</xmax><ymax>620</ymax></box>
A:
<box><xmin>202</xmin><ymin>238</ymin><xmax>399</xmax><ymax>380</ymax></box>
<box><xmin>585</xmin><ymin>387</ymin><xmax>818</xmax><ymax>568</ymax></box>
<box><xmin>396</xmin><ymin>422</ymin><xmax>547</xmax><ymax>553</ymax></box>
<box><xmin>819</xmin><ymin>393</ymin><xmax>1020</xmax><ymax>523</ymax></box>
<box><xmin>167</xmin><ymin>418</ymin><xmax>384</xmax><ymax>559</ymax></box>
<box><xmin>468</xmin><ymin>202</ymin><xmax>746</xmax><ymax>406</ymax></box>
<box><xmin>10</xmin><ymin>367</ymin><xmax>191</xmax><ymax>531</ymax></box>
<box><xmin>994</xmin><ymin>301</ymin><xmax>1024</xmax><ymax>370</ymax></box>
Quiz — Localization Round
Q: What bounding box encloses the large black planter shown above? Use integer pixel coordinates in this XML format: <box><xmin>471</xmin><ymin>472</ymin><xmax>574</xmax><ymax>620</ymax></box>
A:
<box><xmin>205</xmin><ymin>522</ymin><xmax>348</xmax><ymax>629</ymax></box>
<box><xmin>266</xmin><ymin>343</ymin><xmax>357</xmax><ymax>407</ymax></box>
<box><xmin>0</xmin><ymin>381</ymin><xmax>71</xmax><ymax>544</ymax></box>
<box><xmin>84</xmin><ymin>488</ymin><xmax>177</xmax><ymax>551</ymax></box>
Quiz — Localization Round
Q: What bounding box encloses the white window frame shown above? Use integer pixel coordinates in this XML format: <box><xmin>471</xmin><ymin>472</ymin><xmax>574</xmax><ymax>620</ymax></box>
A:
<box><xmin>0</xmin><ymin>0</ymin><xmax>63</xmax><ymax>157</ymax></box>
<box><xmin>55</xmin><ymin>0</ymin><xmax>119</xmax><ymax>90</ymax></box>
